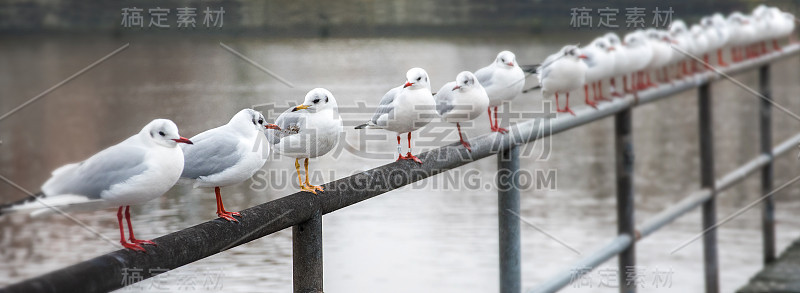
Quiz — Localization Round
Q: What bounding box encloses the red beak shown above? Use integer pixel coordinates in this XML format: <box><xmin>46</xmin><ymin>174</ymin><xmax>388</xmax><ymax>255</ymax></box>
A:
<box><xmin>506</xmin><ymin>62</ymin><xmax>514</xmax><ymax>66</ymax></box>
<box><xmin>452</xmin><ymin>85</ymin><xmax>461</xmax><ymax>91</ymax></box>
<box><xmin>173</xmin><ymin>137</ymin><xmax>193</xmax><ymax>144</ymax></box>
<box><xmin>404</xmin><ymin>82</ymin><xmax>413</xmax><ymax>88</ymax></box>
<box><xmin>265</xmin><ymin>123</ymin><xmax>281</xmax><ymax>130</ymax></box>
<box><xmin>578</xmin><ymin>54</ymin><xmax>588</xmax><ymax>59</ymax></box>
<box><xmin>608</xmin><ymin>47</ymin><xmax>616</xmax><ymax>51</ymax></box>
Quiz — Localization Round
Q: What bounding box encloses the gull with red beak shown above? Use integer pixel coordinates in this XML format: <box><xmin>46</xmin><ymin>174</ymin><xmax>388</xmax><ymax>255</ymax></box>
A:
<box><xmin>434</xmin><ymin>71</ymin><xmax>489</xmax><ymax>152</ymax></box>
<box><xmin>356</xmin><ymin>67</ymin><xmax>437</xmax><ymax>164</ymax></box>
<box><xmin>537</xmin><ymin>45</ymin><xmax>588</xmax><ymax>115</ymax></box>
<box><xmin>0</xmin><ymin>119</ymin><xmax>193</xmax><ymax>252</ymax></box>
<box><xmin>269</xmin><ymin>88</ymin><xmax>342</xmax><ymax>194</ymax></box>
<box><xmin>474</xmin><ymin>50</ymin><xmax>525</xmax><ymax>133</ymax></box>
<box><xmin>180</xmin><ymin>109</ymin><xmax>280</xmax><ymax>221</ymax></box>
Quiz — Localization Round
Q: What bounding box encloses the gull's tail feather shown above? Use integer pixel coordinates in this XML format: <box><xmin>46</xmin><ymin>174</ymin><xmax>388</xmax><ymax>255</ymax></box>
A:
<box><xmin>520</xmin><ymin>64</ymin><xmax>540</xmax><ymax>74</ymax></box>
<box><xmin>522</xmin><ymin>85</ymin><xmax>542</xmax><ymax>93</ymax></box>
<box><xmin>0</xmin><ymin>193</ymin><xmax>108</xmax><ymax>218</ymax></box>
<box><xmin>0</xmin><ymin>192</ymin><xmax>45</xmax><ymax>216</ymax></box>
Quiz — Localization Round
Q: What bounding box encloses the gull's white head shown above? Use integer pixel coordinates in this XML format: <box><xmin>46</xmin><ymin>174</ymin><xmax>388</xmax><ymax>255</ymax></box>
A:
<box><xmin>728</xmin><ymin>12</ymin><xmax>749</xmax><ymax>25</ymax></box>
<box><xmin>670</xmin><ymin>20</ymin><xmax>688</xmax><ymax>35</ymax></box>
<box><xmin>403</xmin><ymin>67</ymin><xmax>430</xmax><ymax>90</ymax></box>
<box><xmin>452</xmin><ymin>71</ymin><xmax>479</xmax><ymax>91</ymax></box>
<box><xmin>141</xmin><ymin>119</ymin><xmax>192</xmax><ymax>147</ymax></box>
<box><xmin>604</xmin><ymin>32</ymin><xmax>622</xmax><ymax>47</ymax></box>
<box><xmin>590</xmin><ymin>37</ymin><xmax>614</xmax><ymax>53</ymax></box>
<box><xmin>560</xmin><ymin>45</ymin><xmax>586</xmax><ymax>61</ymax></box>
<box><xmin>494</xmin><ymin>51</ymin><xmax>518</xmax><ymax>67</ymax></box>
<box><xmin>230</xmin><ymin>108</ymin><xmax>280</xmax><ymax>133</ymax></box>
<box><xmin>293</xmin><ymin>88</ymin><xmax>338</xmax><ymax>113</ymax></box>
<box><xmin>623</xmin><ymin>31</ymin><xmax>648</xmax><ymax>47</ymax></box>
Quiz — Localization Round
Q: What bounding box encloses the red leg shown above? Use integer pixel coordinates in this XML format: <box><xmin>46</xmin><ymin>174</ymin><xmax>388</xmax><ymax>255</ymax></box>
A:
<box><xmin>717</xmin><ymin>49</ymin><xmax>728</xmax><ymax>67</ymax></box>
<box><xmin>400</xmin><ymin>132</ymin><xmax>422</xmax><ymax>164</ymax></box>
<box><xmin>492</xmin><ymin>106</ymin><xmax>507</xmax><ymax>133</ymax></box>
<box><xmin>487</xmin><ymin>107</ymin><xmax>495</xmax><ymax>131</ymax></box>
<box><xmin>596</xmin><ymin>81</ymin><xmax>610</xmax><ymax>101</ymax></box>
<box><xmin>215</xmin><ymin>187</ymin><xmax>239</xmax><ymax>222</ymax></box>
<box><xmin>555</xmin><ymin>92</ymin><xmax>561</xmax><ymax>111</ymax></box>
<box><xmin>584</xmin><ymin>84</ymin><xmax>596</xmax><ymax>108</ymax></box>
<box><xmin>558</xmin><ymin>92</ymin><xmax>576</xmax><ymax>116</ymax></box>
<box><xmin>125</xmin><ymin>206</ymin><xmax>155</xmax><ymax>246</ymax></box>
<box><xmin>396</xmin><ymin>135</ymin><xmax>405</xmax><ymax>160</ymax></box>
<box><xmin>118</xmin><ymin>207</ymin><xmax>145</xmax><ymax>251</ymax></box>
<box><xmin>456</xmin><ymin>123</ymin><xmax>471</xmax><ymax>151</ymax></box>
<box><xmin>773</xmin><ymin>39</ymin><xmax>782</xmax><ymax>51</ymax></box>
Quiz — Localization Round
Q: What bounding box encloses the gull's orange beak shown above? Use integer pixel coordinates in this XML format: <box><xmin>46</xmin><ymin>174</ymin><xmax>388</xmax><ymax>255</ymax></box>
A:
<box><xmin>173</xmin><ymin>137</ymin><xmax>193</xmax><ymax>144</ymax></box>
<box><xmin>292</xmin><ymin>105</ymin><xmax>310</xmax><ymax>112</ymax></box>
<box><xmin>452</xmin><ymin>85</ymin><xmax>461</xmax><ymax>91</ymax></box>
<box><xmin>506</xmin><ymin>62</ymin><xmax>514</xmax><ymax>66</ymax></box>
<box><xmin>608</xmin><ymin>46</ymin><xmax>616</xmax><ymax>51</ymax></box>
<box><xmin>265</xmin><ymin>123</ymin><xmax>281</xmax><ymax>130</ymax></box>
<box><xmin>578</xmin><ymin>54</ymin><xmax>588</xmax><ymax>59</ymax></box>
<box><xmin>404</xmin><ymin>82</ymin><xmax>413</xmax><ymax>88</ymax></box>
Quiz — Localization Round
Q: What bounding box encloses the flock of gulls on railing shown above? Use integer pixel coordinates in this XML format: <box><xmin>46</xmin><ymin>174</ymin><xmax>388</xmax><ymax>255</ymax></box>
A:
<box><xmin>0</xmin><ymin>5</ymin><xmax>796</xmax><ymax>251</ymax></box>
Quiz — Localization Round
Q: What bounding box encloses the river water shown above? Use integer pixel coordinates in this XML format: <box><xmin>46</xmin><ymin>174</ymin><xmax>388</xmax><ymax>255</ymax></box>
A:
<box><xmin>1</xmin><ymin>34</ymin><xmax>800</xmax><ymax>292</ymax></box>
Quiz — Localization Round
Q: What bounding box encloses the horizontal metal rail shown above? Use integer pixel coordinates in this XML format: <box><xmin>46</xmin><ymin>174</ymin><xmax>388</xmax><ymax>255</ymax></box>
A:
<box><xmin>531</xmin><ymin>132</ymin><xmax>800</xmax><ymax>293</ymax></box>
<box><xmin>4</xmin><ymin>44</ymin><xmax>799</xmax><ymax>293</ymax></box>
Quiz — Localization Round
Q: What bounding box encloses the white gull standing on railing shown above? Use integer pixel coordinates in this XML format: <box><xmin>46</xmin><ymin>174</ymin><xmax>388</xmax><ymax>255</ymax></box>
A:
<box><xmin>179</xmin><ymin>109</ymin><xmax>280</xmax><ymax>221</ymax></box>
<box><xmin>434</xmin><ymin>71</ymin><xmax>489</xmax><ymax>152</ymax></box>
<box><xmin>356</xmin><ymin>68</ymin><xmax>437</xmax><ymax>164</ymax></box>
<box><xmin>270</xmin><ymin>88</ymin><xmax>343</xmax><ymax>194</ymax></box>
<box><xmin>0</xmin><ymin>119</ymin><xmax>192</xmax><ymax>251</ymax></box>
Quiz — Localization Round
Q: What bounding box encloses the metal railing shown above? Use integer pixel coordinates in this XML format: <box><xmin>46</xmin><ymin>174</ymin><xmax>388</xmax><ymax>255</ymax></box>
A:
<box><xmin>3</xmin><ymin>43</ymin><xmax>800</xmax><ymax>293</ymax></box>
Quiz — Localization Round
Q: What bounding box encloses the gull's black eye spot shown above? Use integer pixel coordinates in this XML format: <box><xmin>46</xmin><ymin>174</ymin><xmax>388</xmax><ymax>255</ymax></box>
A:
<box><xmin>159</xmin><ymin>131</ymin><xmax>165</xmax><ymax>137</ymax></box>
<box><xmin>258</xmin><ymin>119</ymin><xmax>264</xmax><ymax>124</ymax></box>
<box><xmin>325</xmin><ymin>96</ymin><xmax>329</xmax><ymax>103</ymax></box>
<box><xmin>313</xmin><ymin>98</ymin><xmax>320</xmax><ymax>104</ymax></box>
<box><xmin>417</xmin><ymin>77</ymin><xmax>421</xmax><ymax>81</ymax></box>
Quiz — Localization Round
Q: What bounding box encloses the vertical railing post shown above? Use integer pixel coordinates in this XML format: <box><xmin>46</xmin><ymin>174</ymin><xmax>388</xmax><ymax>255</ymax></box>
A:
<box><xmin>759</xmin><ymin>64</ymin><xmax>776</xmax><ymax>264</ymax></box>
<box><xmin>614</xmin><ymin>108</ymin><xmax>636</xmax><ymax>293</ymax></box>
<box><xmin>293</xmin><ymin>210</ymin><xmax>323</xmax><ymax>293</ymax></box>
<box><xmin>698</xmin><ymin>83</ymin><xmax>720</xmax><ymax>293</ymax></box>
<box><xmin>498</xmin><ymin>145</ymin><xmax>521</xmax><ymax>293</ymax></box>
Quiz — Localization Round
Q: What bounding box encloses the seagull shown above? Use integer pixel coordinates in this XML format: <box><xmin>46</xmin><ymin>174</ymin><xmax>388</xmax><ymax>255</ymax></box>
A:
<box><xmin>669</xmin><ymin>20</ymin><xmax>694</xmax><ymax>78</ymax></box>
<box><xmin>0</xmin><ymin>119</ymin><xmax>192</xmax><ymax>251</ymax></box>
<box><xmin>623</xmin><ymin>31</ymin><xmax>654</xmax><ymax>91</ymax></box>
<box><xmin>355</xmin><ymin>68</ymin><xmax>437</xmax><ymax>164</ymax></box>
<box><xmin>703</xmin><ymin>14</ymin><xmax>731</xmax><ymax>67</ymax></box>
<box><xmin>180</xmin><ymin>109</ymin><xmax>280</xmax><ymax>222</ymax></box>
<box><xmin>645</xmin><ymin>30</ymin><xmax>674</xmax><ymax>84</ymax></box>
<box><xmin>538</xmin><ymin>45</ymin><xmax>587</xmax><ymax>115</ymax></box>
<box><xmin>690</xmin><ymin>25</ymin><xmax>710</xmax><ymax>73</ymax></box>
<box><xmin>434</xmin><ymin>71</ymin><xmax>489</xmax><ymax>152</ymax></box>
<box><xmin>604</xmin><ymin>32</ymin><xmax>631</xmax><ymax>97</ymax></box>
<box><xmin>474</xmin><ymin>51</ymin><xmax>525</xmax><ymax>133</ymax></box>
<box><xmin>269</xmin><ymin>88</ymin><xmax>342</xmax><ymax>194</ymax></box>
<box><xmin>581</xmin><ymin>37</ymin><xmax>616</xmax><ymax>106</ymax></box>
<box><xmin>727</xmin><ymin>12</ymin><xmax>756</xmax><ymax>62</ymax></box>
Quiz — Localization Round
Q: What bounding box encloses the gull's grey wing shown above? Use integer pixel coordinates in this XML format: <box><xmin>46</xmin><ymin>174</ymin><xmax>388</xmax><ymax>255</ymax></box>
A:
<box><xmin>434</xmin><ymin>81</ymin><xmax>457</xmax><ymax>116</ymax></box>
<box><xmin>474</xmin><ymin>65</ymin><xmax>494</xmax><ymax>89</ymax></box>
<box><xmin>538</xmin><ymin>51</ymin><xmax>562</xmax><ymax>72</ymax></box>
<box><xmin>43</xmin><ymin>144</ymin><xmax>149</xmax><ymax>199</ymax></box>
<box><xmin>371</xmin><ymin>86</ymin><xmax>401</xmax><ymax>123</ymax></box>
<box><xmin>267</xmin><ymin>107</ymin><xmax>306</xmax><ymax>145</ymax></box>
<box><xmin>180</xmin><ymin>129</ymin><xmax>242</xmax><ymax>179</ymax></box>
<box><xmin>538</xmin><ymin>64</ymin><xmax>553</xmax><ymax>81</ymax></box>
